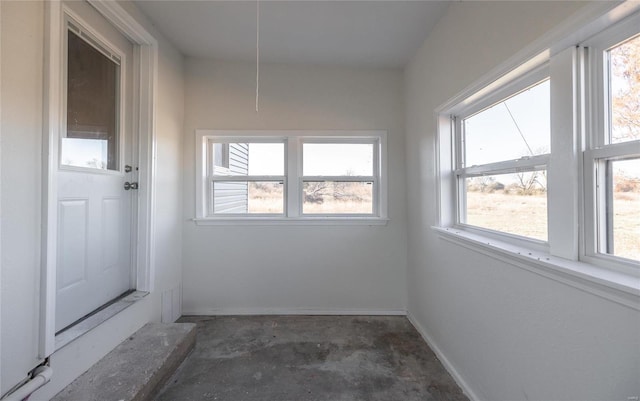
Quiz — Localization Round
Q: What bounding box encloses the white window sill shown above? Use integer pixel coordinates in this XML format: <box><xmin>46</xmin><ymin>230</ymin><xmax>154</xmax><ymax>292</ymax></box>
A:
<box><xmin>193</xmin><ymin>217</ymin><xmax>390</xmax><ymax>226</ymax></box>
<box><xmin>432</xmin><ymin>226</ymin><xmax>640</xmax><ymax>311</ymax></box>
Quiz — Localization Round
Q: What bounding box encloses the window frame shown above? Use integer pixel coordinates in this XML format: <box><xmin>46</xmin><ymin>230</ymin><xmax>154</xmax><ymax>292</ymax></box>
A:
<box><xmin>582</xmin><ymin>15</ymin><xmax>640</xmax><ymax>270</ymax></box>
<box><xmin>452</xmin><ymin>66</ymin><xmax>551</xmax><ymax>246</ymax></box>
<box><xmin>300</xmin><ymin>138</ymin><xmax>380</xmax><ymax>217</ymax></box>
<box><xmin>194</xmin><ymin>130</ymin><xmax>388</xmax><ymax>225</ymax></box>
<box><xmin>207</xmin><ymin>137</ymin><xmax>287</xmax><ymax>217</ymax></box>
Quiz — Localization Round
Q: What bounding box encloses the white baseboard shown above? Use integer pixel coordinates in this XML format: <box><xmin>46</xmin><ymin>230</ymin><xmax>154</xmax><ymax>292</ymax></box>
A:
<box><xmin>407</xmin><ymin>312</ymin><xmax>481</xmax><ymax>401</ymax></box>
<box><xmin>182</xmin><ymin>307</ymin><xmax>407</xmax><ymax>316</ymax></box>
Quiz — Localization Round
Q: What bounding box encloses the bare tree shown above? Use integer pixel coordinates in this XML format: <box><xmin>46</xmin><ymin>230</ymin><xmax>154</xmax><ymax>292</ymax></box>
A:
<box><xmin>514</xmin><ymin>171</ymin><xmax>544</xmax><ymax>195</ymax></box>
<box><xmin>304</xmin><ymin>182</ymin><xmax>328</xmax><ymax>204</ymax></box>
<box><xmin>610</xmin><ymin>37</ymin><xmax>640</xmax><ymax>142</ymax></box>
<box><xmin>480</xmin><ymin>176</ymin><xmax>496</xmax><ymax>193</ymax></box>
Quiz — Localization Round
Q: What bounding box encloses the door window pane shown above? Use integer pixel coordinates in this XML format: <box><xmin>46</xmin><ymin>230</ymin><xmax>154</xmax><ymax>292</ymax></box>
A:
<box><xmin>63</xmin><ymin>30</ymin><xmax>119</xmax><ymax>170</ymax></box>
<box><xmin>464</xmin><ymin>171</ymin><xmax>548</xmax><ymax>241</ymax></box>
<box><xmin>609</xmin><ymin>34</ymin><xmax>640</xmax><ymax>144</ymax></box>
<box><xmin>303</xmin><ymin>181</ymin><xmax>373</xmax><ymax>214</ymax></box>
<box><xmin>303</xmin><ymin>143</ymin><xmax>373</xmax><ymax>176</ymax></box>
<box><xmin>463</xmin><ymin>80</ymin><xmax>550</xmax><ymax>166</ymax></box>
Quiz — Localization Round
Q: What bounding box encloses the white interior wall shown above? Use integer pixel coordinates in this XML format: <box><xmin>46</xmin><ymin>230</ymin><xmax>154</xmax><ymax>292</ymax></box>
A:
<box><xmin>182</xmin><ymin>60</ymin><xmax>408</xmax><ymax>315</ymax></box>
<box><xmin>1</xmin><ymin>2</ymin><xmax>45</xmax><ymax>393</ymax></box>
<box><xmin>404</xmin><ymin>2</ymin><xmax>640</xmax><ymax>400</ymax></box>
<box><xmin>0</xmin><ymin>1</ymin><xmax>185</xmax><ymax>398</ymax></box>
<box><xmin>125</xmin><ymin>0</ymin><xmax>186</xmax><ymax>324</ymax></box>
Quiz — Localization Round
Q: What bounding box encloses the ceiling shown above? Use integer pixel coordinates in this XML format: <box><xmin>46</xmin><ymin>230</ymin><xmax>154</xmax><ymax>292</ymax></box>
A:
<box><xmin>133</xmin><ymin>1</ymin><xmax>450</xmax><ymax>68</ymax></box>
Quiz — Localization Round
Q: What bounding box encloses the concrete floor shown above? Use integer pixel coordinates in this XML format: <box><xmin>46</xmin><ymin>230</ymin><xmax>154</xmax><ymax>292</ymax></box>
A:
<box><xmin>157</xmin><ymin>316</ymin><xmax>469</xmax><ymax>401</ymax></box>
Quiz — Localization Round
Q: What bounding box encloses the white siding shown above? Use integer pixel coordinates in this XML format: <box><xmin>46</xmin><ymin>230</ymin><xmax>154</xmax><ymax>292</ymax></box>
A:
<box><xmin>214</xmin><ymin>143</ymin><xmax>249</xmax><ymax>214</ymax></box>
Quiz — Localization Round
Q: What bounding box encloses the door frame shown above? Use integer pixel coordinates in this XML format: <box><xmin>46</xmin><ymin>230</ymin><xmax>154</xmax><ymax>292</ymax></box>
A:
<box><xmin>41</xmin><ymin>0</ymin><xmax>158</xmax><ymax>358</ymax></box>
<box><xmin>0</xmin><ymin>0</ymin><xmax>3</xmax><ymax>386</ymax></box>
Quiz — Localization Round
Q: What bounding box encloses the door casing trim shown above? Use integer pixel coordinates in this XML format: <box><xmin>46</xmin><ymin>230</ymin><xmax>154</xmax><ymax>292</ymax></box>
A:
<box><xmin>41</xmin><ymin>0</ymin><xmax>158</xmax><ymax>358</ymax></box>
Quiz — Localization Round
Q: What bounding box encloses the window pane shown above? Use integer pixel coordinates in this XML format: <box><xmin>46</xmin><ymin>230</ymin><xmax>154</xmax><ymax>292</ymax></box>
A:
<box><xmin>212</xmin><ymin>143</ymin><xmax>284</xmax><ymax>176</ymax></box>
<box><xmin>303</xmin><ymin>143</ymin><xmax>373</xmax><ymax>176</ymax></box>
<box><xmin>303</xmin><ymin>181</ymin><xmax>373</xmax><ymax>214</ymax></box>
<box><xmin>609</xmin><ymin>34</ymin><xmax>640</xmax><ymax>144</ymax></box>
<box><xmin>213</xmin><ymin>181</ymin><xmax>283</xmax><ymax>214</ymax></box>
<box><xmin>464</xmin><ymin>171</ymin><xmax>548</xmax><ymax>241</ymax></box>
<box><xmin>463</xmin><ymin>80</ymin><xmax>550</xmax><ymax>166</ymax></box>
<box><xmin>63</xmin><ymin>30</ymin><xmax>119</xmax><ymax>170</ymax></box>
<box><xmin>604</xmin><ymin>158</ymin><xmax>639</xmax><ymax>260</ymax></box>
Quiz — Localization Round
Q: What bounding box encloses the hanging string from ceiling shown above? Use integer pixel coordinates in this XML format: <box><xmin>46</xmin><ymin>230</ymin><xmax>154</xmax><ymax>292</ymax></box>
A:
<box><xmin>256</xmin><ymin>0</ymin><xmax>260</xmax><ymax>112</ymax></box>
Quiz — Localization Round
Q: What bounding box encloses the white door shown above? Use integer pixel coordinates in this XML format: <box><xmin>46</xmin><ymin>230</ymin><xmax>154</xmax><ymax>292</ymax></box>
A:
<box><xmin>56</xmin><ymin>1</ymin><xmax>136</xmax><ymax>332</ymax></box>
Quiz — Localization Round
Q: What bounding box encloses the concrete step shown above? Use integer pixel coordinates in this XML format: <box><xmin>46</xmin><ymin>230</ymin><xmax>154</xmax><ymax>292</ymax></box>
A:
<box><xmin>52</xmin><ymin>323</ymin><xmax>196</xmax><ymax>401</ymax></box>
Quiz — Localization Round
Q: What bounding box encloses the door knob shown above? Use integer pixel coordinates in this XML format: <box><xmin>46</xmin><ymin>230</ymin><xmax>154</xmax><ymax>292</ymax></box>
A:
<box><xmin>124</xmin><ymin>182</ymin><xmax>139</xmax><ymax>190</ymax></box>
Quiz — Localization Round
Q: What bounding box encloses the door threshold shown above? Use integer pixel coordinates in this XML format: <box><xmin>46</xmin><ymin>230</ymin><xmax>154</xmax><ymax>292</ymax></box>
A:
<box><xmin>54</xmin><ymin>291</ymin><xmax>149</xmax><ymax>351</ymax></box>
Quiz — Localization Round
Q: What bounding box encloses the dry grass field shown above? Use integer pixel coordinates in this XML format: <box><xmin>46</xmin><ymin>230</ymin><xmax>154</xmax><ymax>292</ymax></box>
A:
<box><xmin>466</xmin><ymin>191</ymin><xmax>639</xmax><ymax>261</ymax></box>
<box><xmin>466</xmin><ymin>192</ymin><xmax>548</xmax><ymax>241</ymax></box>
<box><xmin>246</xmin><ymin>182</ymin><xmax>638</xmax><ymax>261</ymax></box>
<box><xmin>247</xmin><ymin>181</ymin><xmax>373</xmax><ymax>214</ymax></box>
<box><xmin>302</xmin><ymin>182</ymin><xmax>373</xmax><ymax>214</ymax></box>
<box><xmin>247</xmin><ymin>182</ymin><xmax>284</xmax><ymax>214</ymax></box>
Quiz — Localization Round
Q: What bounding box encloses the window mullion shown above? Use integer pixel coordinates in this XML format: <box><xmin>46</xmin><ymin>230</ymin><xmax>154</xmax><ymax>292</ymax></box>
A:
<box><xmin>373</xmin><ymin>138</ymin><xmax>381</xmax><ymax>216</ymax></box>
<box><xmin>454</xmin><ymin>116</ymin><xmax>465</xmax><ymax>225</ymax></box>
<box><xmin>582</xmin><ymin>151</ymin><xmax>598</xmax><ymax>259</ymax></box>
<box><xmin>455</xmin><ymin>116</ymin><xmax>464</xmax><ymax>170</ymax></box>
<box><xmin>548</xmin><ymin>46</ymin><xmax>581</xmax><ymax>260</ymax></box>
<box><xmin>287</xmin><ymin>137</ymin><xmax>300</xmax><ymax>217</ymax></box>
<box><xmin>456</xmin><ymin>171</ymin><xmax>466</xmax><ymax>226</ymax></box>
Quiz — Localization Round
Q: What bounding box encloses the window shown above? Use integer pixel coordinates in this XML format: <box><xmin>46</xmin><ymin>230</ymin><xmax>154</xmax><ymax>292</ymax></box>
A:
<box><xmin>209</xmin><ymin>140</ymin><xmax>285</xmax><ymax>215</ymax></box>
<box><xmin>302</xmin><ymin>142</ymin><xmax>377</xmax><ymax>215</ymax></box>
<box><xmin>195</xmin><ymin>131</ymin><xmax>387</xmax><ymax>223</ymax></box>
<box><xmin>455</xmin><ymin>71</ymin><xmax>550</xmax><ymax>242</ymax></box>
<box><xmin>436</xmin><ymin>7</ymin><xmax>640</xmax><ymax>280</ymax></box>
<box><xmin>584</xmin><ymin>19</ymin><xmax>640</xmax><ymax>264</ymax></box>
